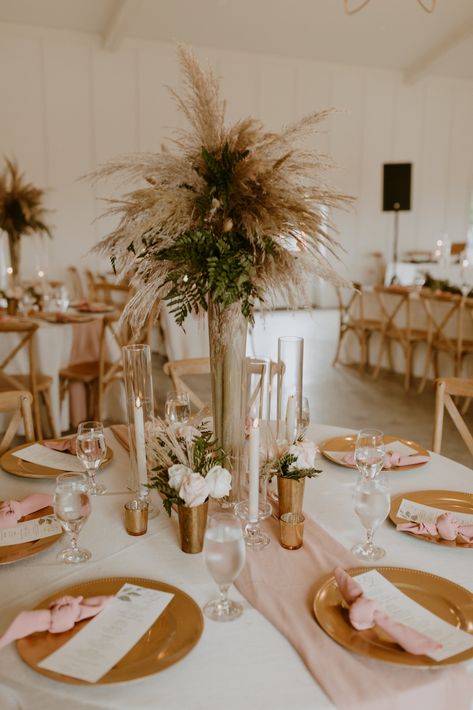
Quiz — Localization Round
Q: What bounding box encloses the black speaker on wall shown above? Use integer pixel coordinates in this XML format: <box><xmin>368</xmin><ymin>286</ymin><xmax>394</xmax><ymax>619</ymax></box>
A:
<box><xmin>382</xmin><ymin>163</ymin><xmax>412</xmax><ymax>212</ymax></box>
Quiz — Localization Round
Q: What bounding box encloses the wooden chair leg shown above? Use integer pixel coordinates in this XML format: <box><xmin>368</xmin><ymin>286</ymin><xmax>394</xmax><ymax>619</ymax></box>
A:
<box><xmin>386</xmin><ymin>338</ymin><xmax>394</xmax><ymax>372</ymax></box>
<box><xmin>404</xmin><ymin>344</ymin><xmax>412</xmax><ymax>391</ymax></box>
<box><xmin>332</xmin><ymin>328</ymin><xmax>345</xmax><ymax>366</ymax></box>
<box><xmin>432</xmin><ymin>380</ymin><xmax>445</xmax><ymax>453</ymax></box>
<box><xmin>31</xmin><ymin>392</ymin><xmax>43</xmax><ymax>441</ymax></box>
<box><xmin>41</xmin><ymin>387</ymin><xmax>58</xmax><ymax>438</ymax></box>
<box><xmin>372</xmin><ymin>333</ymin><xmax>386</xmax><ymax>380</ymax></box>
<box><xmin>417</xmin><ymin>343</ymin><xmax>432</xmax><ymax>394</ymax></box>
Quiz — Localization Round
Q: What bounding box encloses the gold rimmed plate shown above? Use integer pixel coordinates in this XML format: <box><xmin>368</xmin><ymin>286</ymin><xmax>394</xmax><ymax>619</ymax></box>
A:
<box><xmin>319</xmin><ymin>435</ymin><xmax>430</xmax><ymax>471</ymax></box>
<box><xmin>0</xmin><ymin>441</ymin><xmax>113</xmax><ymax>479</ymax></box>
<box><xmin>16</xmin><ymin>576</ymin><xmax>204</xmax><ymax>684</ymax></box>
<box><xmin>0</xmin><ymin>505</ymin><xmax>63</xmax><ymax>565</ymax></box>
<box><xmin>313</xmin><ymin>566</ymin><xmax>473</xmax><ymax>667</ymax></box>
<box><xmin>390</xmin><ymin>490</ymin><xmax>473</xmax><ymax>549</ymax></box>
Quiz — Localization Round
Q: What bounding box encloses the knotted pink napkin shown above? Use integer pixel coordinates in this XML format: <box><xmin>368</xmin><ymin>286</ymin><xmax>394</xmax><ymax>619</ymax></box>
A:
<box><xmin>0</xmin><ymin>595</ymin><xmax>113</xmax><ymax>648</ymax></box>
<box><xmin>0</xmin><ymin>494</ymin><xmax>53</xmax><ymax>528</ymax></box>
<box><xmin>334</xmin><ymin>567</ymin><xmax>441</xmax><ymax>655</ymax></box>
<box><xmin>44</xmin><ymin>437</ymin><xmax>77</xmax><ymax>455</ymax></box>
<box><xmin>343</xmin><ymin>451</ymin><xmax>430</xmax><ymax>468</ymax></box>
<box><xmin>397</xmin><ymin>512</ymin><xmax>473</xmax><ymax>544</ymax></box>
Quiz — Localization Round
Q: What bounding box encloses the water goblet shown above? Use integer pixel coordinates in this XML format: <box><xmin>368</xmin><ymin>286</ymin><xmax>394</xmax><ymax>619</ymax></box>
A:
<box><xmin>54</xmin><ymin>472</ymin><xmax>91</xmax><ymax>563</ymax></box>
<box><xmin>165</xmin><ymin>391</ymin><xmax>191</xmax><ymax>425</ymax></box>
<box><xmin>76</xmin><ymin>421</ymin><xmax>107</xmax><ymax>495</ymax></box>
<box><xmin>354</xmin><ymin>428</ymin><xmax>385</xmax><ymax>478</ymax></box>
<box><xmin>203</xmin><ymin>513</ymin><xmax>246</xmax><ymax>621</ymax></box>
<box><xmin>352</xmin><ymin>473</ymin><xmax>390</xmax><ymax>561</ymax></box>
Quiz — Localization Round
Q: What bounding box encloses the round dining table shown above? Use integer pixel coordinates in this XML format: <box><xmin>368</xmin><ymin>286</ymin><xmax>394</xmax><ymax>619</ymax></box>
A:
<box><xmin>0</xmin><ymin>423</ymin><xmax>472</xmax><ymax>709</ymax></box>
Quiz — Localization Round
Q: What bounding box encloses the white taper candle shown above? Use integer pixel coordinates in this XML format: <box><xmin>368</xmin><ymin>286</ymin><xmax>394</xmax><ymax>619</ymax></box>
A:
<box><xmin>134</xmin><ymin>396</ymin><xmax>148</xmax><ymax>488</ymax></box>
<box><xmin>248</xmin><ymin>418</ymin><xmax>260</xmax><ymax>522</ymax></box>
<box><xmin>285</xmin><ymin>394</ymin><xmax>297</xmax><ymax>443</ymax></box>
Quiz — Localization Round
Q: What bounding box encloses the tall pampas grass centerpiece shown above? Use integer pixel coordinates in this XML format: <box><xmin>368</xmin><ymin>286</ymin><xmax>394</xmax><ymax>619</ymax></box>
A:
<box><xmin>91</xmin><ymin>46</ymin><xmax>351</xmax><ymax>503</ymax></box>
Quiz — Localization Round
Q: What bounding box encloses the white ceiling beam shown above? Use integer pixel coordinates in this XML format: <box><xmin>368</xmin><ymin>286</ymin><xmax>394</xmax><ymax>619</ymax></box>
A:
<box><xmin>404</xmin><ymin>15</ymin><xmax>473</xmax><ymax>84</ymax></box>
<box><xmin>103</xmin><ymin>0</ymin><xmax>142</xmax><ymax>51</ymax></box>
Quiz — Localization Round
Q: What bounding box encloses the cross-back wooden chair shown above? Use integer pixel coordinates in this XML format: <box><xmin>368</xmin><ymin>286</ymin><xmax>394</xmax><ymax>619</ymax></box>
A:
<box><xmin>418</xmin><ymin>291</ymin><xmax>473</xmax><ymax>393</ymax></box>
<box><xmin>333</xmin><ymin>283</ymin><xmax>382</xmax><ymax>373</ymax></box>
<box><xmin>245</xmin><ymin>358</ymin><xmax>283</xmax><ymax>420</ymax></box>
<box><xmin>0</xmin><ymin>320</ymin><xmax>56</xmax><ymax>439</ymax></box>
<box><xmin>432</xmin><ymin>377</ymin><xmax>473</xmax><ymax>457</ymax></box>
<box><xmin>163</xmin><ymin>357</ymin><xmax>211</xmax><ymax>411</ymax></box>
<box><xmin>0</xmin><ymin>391</ymin><xmax>35</xmax><ymax>455</ymax></box>
<box><xmin>67</xmin><ymin>266</ymin><xmax>85</xmax><ymax>301</ymax></box>
<box><xmin>372</xmin><ymin>285</ymin><xmax>431</xmax><ymax>390</ymax></box>
<box><xmin>59</xmin><ymin>306</ymin><xmax>156</xmax><ymax>421</ymax></box>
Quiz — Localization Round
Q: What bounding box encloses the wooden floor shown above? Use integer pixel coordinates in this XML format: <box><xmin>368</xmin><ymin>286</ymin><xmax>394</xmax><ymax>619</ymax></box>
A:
<box><xmin>152</xmin><ymin>308</ymin><xmax>473</xmax><ymax>469</ymax></box>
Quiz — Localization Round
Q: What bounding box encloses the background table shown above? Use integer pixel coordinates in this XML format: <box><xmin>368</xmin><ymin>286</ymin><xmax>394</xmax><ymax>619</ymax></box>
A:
<box><xmin>0</xmin><ymin>424</ymin><xmax>472</xmax><ymax>709</ymax></box>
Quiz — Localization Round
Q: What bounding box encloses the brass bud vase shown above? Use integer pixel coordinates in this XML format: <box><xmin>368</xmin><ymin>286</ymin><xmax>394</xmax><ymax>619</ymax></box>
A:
<box><xmin>177</xmin><ymin>501</ymin><xmax>209</xmax><ymax>553</ymax></box>
<box><xmin>277</xmin><ymin>476</ymin><xmax>305</xmax><ymax>517</ymax></box>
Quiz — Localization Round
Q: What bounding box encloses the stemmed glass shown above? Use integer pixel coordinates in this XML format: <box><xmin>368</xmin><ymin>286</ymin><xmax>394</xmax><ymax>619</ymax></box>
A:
<box><xmin>352</xmin><ymin>473</ymin><xmax>390</xmax><ymax>561</ymax></box>
<box><xmin>165</xmin><ymin>391</ymin><xmax>191</xmax><ymax>425</ymax></box>
<box><xmin>76</xmin><ymin>421</ymin><xmax>107</xmax><ymax>495</ymax></box>
<box><xmin>54</xmin><ymin>472</ymin><xmax>91</xmax><ymax>564</ymax></box>
<box><xmin>354</xmin><ymin>428</ymin><xmax>385</xmax><ymax>478</ymax></box>
<box><xmin>203</xmin><ymin>513</ymin><xmax>246</xmax><ymax>622</ymax></box>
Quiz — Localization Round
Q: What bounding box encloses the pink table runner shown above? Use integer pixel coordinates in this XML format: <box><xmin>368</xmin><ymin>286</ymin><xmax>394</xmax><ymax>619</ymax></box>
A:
<box><xmin>235</xmin><ymin>515</ymin><xmax>473</xmax><ymax>710</ymax></box>
<box><xmin>68</xmin><ymin>318</ymin><xmax>104</xmax><ymax>427</ymax></box>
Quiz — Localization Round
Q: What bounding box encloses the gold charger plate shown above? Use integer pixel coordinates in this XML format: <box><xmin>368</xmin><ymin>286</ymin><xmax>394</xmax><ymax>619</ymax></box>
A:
<box><xmin>313</xmin><ymin>566</ymin><xmax>473</xmax><ymax>667</ymax></box>
<box><xmin>390</xmin><ymin>490</ymin><xmax>473</xmax><ymax>549</ymax></box>
<box><xmin>319</xmin><ymin>434</ymin><xmax>430</xmax><ymax>471</ymax></box>
<box><xmin>0</xmin><ymin>505</ymin><xmax>63</xmax><ymax>565</ymax></box>
<box><xmin>16</xmin><ymin>576</ymin><xmax>204</xmax><ymax>684</ymax></box>
<box><xmin>0</xmin><ymin>441</ymin><xmax>113</xmax><ymax>479</ymax></box>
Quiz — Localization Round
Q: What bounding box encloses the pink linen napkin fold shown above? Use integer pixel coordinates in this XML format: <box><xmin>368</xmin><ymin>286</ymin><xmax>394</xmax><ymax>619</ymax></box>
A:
<box><xmin>44</xmin><ymin>437</ymin><xmax>77</xmax><ymax>455</ymax></box>
<box><xmin>235</xmin><ymin>515</ymin><xmax>473</xmax><ymax>710</ymax></box>
<box><xmin>0</xmin><ymin>595</ymin><xmax>113</xmax><ymax>649</ymax></box>
<box><xmin>397</xmin><ymin>512</ymin><xmax>473</xmax><ymax>544</ymax></box>
<box><xmin>343</xmin><ymin>451</ymin><xmax>430</xmax><ymax>468</ymax></box>
<box><xmin>0</xmin><ymin>494</ymin><xmax>53</xmax><ymax>528</ymax></box>
<box><xmin>333</xmin><ymin>567</ymin><xmax>441</xmax><ymax>655</ymax></box>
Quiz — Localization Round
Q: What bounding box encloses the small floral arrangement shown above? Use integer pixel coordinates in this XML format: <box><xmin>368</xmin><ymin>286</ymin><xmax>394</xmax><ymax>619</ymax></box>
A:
<box><xmin>264</xmin><ymin>438</ymin><xmax>322</xmax><ymax>481</ymax></box>
<box><xmin>147</xmin><ymin>418</ymin><xmax>232</xmax><ymax>515</ymax></box>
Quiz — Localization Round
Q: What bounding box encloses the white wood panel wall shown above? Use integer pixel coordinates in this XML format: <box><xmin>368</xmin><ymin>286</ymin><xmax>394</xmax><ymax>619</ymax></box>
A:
<box><xmin>0</xmin><ymin>22</ymin><xmax>472</xmax><ymax>288</ymax></box>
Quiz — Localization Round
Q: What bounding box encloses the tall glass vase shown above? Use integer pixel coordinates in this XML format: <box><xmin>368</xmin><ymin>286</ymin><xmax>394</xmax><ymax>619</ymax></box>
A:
<box><xmin>7</xmin><ymin>234</ymin><xmax>20</xmax><ymax>286</ymax></box>
<box><xmin>277</xmin><ymin>336</ymin><xmax>304</xmax><ymax>442</ymax></box>
<box><xmin>123</xmin><ymin>344</ymin><xmax>154</xmax><ymax>502</ymax></box>
<box><xmin>208</xmin><ymin>300</ymin><xmax>247</xmax><ymax>506</ymax></box>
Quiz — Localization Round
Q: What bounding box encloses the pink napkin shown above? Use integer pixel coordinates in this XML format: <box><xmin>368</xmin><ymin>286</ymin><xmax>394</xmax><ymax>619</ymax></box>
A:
<box><xmin>0</xmin><ymin>595</ymin><xmax>113</xmax><ymax>648</ymax></box>
<box><xmin>44</xmin><ymin>437</ymin><xmax>77</xmax><ymax>455</ymax></box>
<box><xmin>343</xmin><ymin>451</ymin><xmax>430</xmax><ymax>468</ymax></box>
<box><xmin>235</xmin><ymin>515</ymin><xmax>473</xmax><ymax>710</ymax></box>
<box><xmin>0</xmin><ymin>494</ymin><xmax>53</xmax><ymax>528</ymax></box>
<box><xmin>334</xmin><ymin>567</ymin><xmax>441</xmax><ymax>655</ymax></box>
<box><xmin>397</xmin><ymin>512</ymin><xmax>473</xmax><ymax>544</ymax></box>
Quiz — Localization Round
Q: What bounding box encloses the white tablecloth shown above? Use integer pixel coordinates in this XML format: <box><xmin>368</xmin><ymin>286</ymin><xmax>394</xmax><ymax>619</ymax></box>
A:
<box><xmin>0</xmin><ymin>424</ymin><xmax>472</xmax><ymax>709</ymax></box>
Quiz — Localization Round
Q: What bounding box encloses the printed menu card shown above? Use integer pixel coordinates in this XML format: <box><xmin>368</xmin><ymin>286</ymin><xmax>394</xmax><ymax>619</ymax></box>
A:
<box><xmin>396</xmin><ymin>498</ymin><xmax>473</xmax><ymax>526</ymax></box>
<box><xmin>38</xmin><ymin>583</ymin><xmax>174</xmax><ymax>682</ymax></box>
<box><xmin>0</xmin><ymin>515</ymin><xmax>62</xmax><ymax>547</ymax></box>
<box><xmin>12</xmin><ymin>444</ymin><xmax>85</xmax><ymax>472</ymax></box>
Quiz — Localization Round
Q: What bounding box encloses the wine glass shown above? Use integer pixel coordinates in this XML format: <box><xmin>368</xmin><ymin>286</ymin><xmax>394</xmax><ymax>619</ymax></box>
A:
<box><xmin>203</xmin><ymin>513</ymin><xmax>246</xmax><ymax>621</ymax></box>
<box><xmin>352</xmin><ymin>473</ymin><xmax>390</xmax><ymax>561</ymax></box>
<box><xmin>354</xmin><ymin>428</ymin><xmax>385</xmax><ymax>478</ymax></box>
<box><xmin>165</xmin><ymin>391</ymin><xmax>191</xmax><ymax>425</ymax></box>
<box><xmin>54</xmin><ymin>472</ymin><xmax>91</xmax><ymax>563</ymax></box>
<box><xmin>76</xmin><ymin>421</ymin><xmax>107</xmax><ymax>495</ymax></box>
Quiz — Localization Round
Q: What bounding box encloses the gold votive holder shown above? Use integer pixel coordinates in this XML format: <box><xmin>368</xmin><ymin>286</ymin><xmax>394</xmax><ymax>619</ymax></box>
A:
<box><xmin>124</xmin><ymin>499</ymin><xmax>148</xmax><ymax>536</ymax></box>
<box><xmin>279</xmin><ymin>512</ymin><xmax>305</xmax><ymax>550</ymax></box>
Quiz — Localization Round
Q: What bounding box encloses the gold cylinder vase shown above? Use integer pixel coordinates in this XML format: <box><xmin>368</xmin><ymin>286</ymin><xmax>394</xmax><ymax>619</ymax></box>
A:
<box><xmin>277</xmin><ymin>476</ymin><xmax>305</xmax><ymax>517</ymax></box>
<box><xmin>177</xmin><ymin>501</ymin><xmax>209</xmax><ymax>554</ymax></box>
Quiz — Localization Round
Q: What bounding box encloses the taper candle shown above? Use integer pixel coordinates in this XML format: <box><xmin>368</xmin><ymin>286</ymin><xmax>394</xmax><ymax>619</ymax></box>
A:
<box><xmin>248</xmin><ymin>419</ymin><xmax>260</xmax><ymax>522</ymax></box>
<box><xmin>134</xmin><ymin>396</ymin><xmax>148</xmax><ymax>487</ymax></box>
<box><xmin>285</xmin><ymin>394</ymin><xmax>297</xmax><ymax>443</ymax></box>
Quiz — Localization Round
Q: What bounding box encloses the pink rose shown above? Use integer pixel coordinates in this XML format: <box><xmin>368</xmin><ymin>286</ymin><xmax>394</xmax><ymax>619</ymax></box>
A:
<box><xmin>179</xmin><ymin>473</ymin><xmax>209</xmax><ymax>507</ymax></box>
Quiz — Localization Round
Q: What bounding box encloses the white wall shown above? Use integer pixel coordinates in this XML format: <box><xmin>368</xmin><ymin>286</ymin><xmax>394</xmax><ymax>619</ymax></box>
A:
<box><xmin>1</xmin><ymin>21</ymin><xmax>473</xmax><ymax>285</ymax></box>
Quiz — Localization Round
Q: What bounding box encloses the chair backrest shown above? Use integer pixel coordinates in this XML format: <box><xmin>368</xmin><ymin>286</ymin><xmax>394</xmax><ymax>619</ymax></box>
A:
<box><xmin>0</xmin><ymin>390</ymin><xmax>35</xmax><ymax>454</ymax></box>
<box><xmin>432</xmin><ymin>377</ymin><xmax>473</xmax><ymax>457</ymax></box>
<box><xmin>374</xmin><ymin>285</ymin><xmax>418</xmax><ymax>336</ymax></box>
<box><xmin>67</xmin><ymin>266</ymin><xmax>85</xmax><ymax>301</ymax></box>
<box><xmin>0</xmin><ymin>320</ymin><xmax>38</xmax><ymax>394</ymax></box>
<box><xmin>334</xmin><ymin>282</ymin><xmax>362</xmax><ymax>324</ymax></box>
<box><xmin>163</xmin><ymin>357</ymin><xmax>211</xmax><ymax>410</ymax></box>
<box><xmin>420</xmin><ymin>290</ymin><xmax>465</xmax><ymax>353</ymax></box>
<box><xmin>93</xmin><ymin>281</ymin><xmax>134</xmax><ymax>309</ymax></box>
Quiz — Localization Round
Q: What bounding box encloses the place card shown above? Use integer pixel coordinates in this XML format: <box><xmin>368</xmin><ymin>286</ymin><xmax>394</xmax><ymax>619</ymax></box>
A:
<box><xmin>12</xmin><ymin>444</ymin><xmax>85</xmax><ymax>472</ymax></box>
<box><xmin>0</xmin><ymin>515</ymin><xmax>62</xmax><ymax>547</ymax></box>
<box><xmin>354</xmin><ymin>570</ymin><xmax>473</xmax><ymax>661</ymax></box>
<box><xmin>397</xmin><ymin>498</ymin><xmax>473</xmax><ymax>526</ymax></box>
<box><xmin>38</xmin><ymin>583</ymin><xmax>174</xmax><ymax>682</ymax></box>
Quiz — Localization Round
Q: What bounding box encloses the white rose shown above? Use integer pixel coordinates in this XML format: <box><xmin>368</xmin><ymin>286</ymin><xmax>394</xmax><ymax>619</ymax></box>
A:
<box><xmin>168</xmin><ymin>464</ymin><xmax>193</xmax><ymax>491</ymax></box>
<box><xmin>205</xmin><ymin>465</ymin><xmax>232</xmax><ymax>498</ymax></box>
<box><xmin>288</xmin><ymin>441</ymin><xmax>317</xmax><ymax>470</ymax></box>
<box><xmin>179</xmin><ymin>473</ymin><xmax>209</xmax><ymax>507</ymax></box>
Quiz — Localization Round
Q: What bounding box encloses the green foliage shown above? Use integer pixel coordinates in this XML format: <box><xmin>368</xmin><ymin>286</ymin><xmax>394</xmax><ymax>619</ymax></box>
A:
<box><xmin>149</xmin><ymin>473</ymin><xmax>185</xmax><ymax>517</ymax></box>
<box><xmin>423</xmin><ymin>271</ymin><xmax>472</xmax><ymax>297</ymax></box>
<box><xmin>196</xmin><ymin>143</ymin><xmax>249</xmax><ymax>215</ymax></box>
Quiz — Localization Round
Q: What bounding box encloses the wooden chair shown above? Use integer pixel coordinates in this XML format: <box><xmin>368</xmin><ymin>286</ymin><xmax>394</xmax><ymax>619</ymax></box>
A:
<box><xmin>0</xmin><ymin>320</ymin><xmax>56</xmax><ymax>439</ymax></box>
<box><xmin>418</xmin><ymin>291</ymin><xmax>473</xmax><ymax>393</ymax></box>
<box><xmin>0</xmin><ymin>391</ymin><xmax>35</xmax><ymax>455</ymax></box>
<box><xmin>67</xmin><ymin>266</ymin><xmax>85</xmax><ymax>301</ymax></box>
<box><xmin>333</xmin><ymin>283</ymin><xmax>383</xmax><ymax>373</ymax></box>
<box><xmin>163</xmin><ymin>357</ymin><xmax>211</xmax><ymax>410</ymax></box>
<box><xmin>245</xmin><ymin>358</ymin><xmax>283</xmax><ymax>420</ymax></box>
<box><xmin>369</xmin><ymin>252</ymin><xmax>387</xmax><ymax>286</ymax></box>
<box><xmin>432</xmin><ymin>377</ymin><xmax>473</xmax><ymax>457</ymax></box>
<box><xmin>372</xmin><ymin>286</ymin><xmax>431</xmax><ymax>390</ymax></box>
<box><xmin>59</xmin><ymin>308</ymin><xmax>156</xmax><ymax>421</ymax></box>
